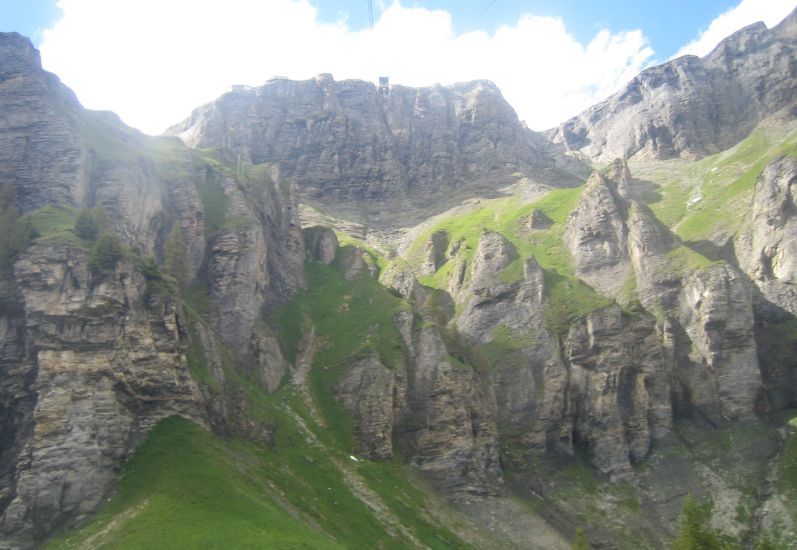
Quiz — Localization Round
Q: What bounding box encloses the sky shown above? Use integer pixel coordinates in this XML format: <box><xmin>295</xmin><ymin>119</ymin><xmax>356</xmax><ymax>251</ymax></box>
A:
<box><xmin>0</xmin><ymin>0</ymin><xmax>795</xmax><ymax>134</ymax></box>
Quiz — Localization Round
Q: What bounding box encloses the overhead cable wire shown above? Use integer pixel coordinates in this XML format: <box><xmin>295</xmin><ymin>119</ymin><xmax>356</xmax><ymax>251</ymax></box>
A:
<box><xmin>367</xmin><ymin>0</ymin><xmax>374</xmax><ymax>28</ymax></box>
<box><xmin>467</xmin><ymin>0</ymin><xmax>499</xmax><ymax>29</ymax></box>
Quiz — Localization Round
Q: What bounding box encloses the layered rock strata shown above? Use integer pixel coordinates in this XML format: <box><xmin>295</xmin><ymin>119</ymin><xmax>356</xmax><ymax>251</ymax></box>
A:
<box><xmin>168</xmin><ymin>76</ymin><xmax>584</xmax><ymax>223</ymax></box>
<box><xmin>549</xmin><ymin>8</ymin><xmax>797</xmax><ymax>161</ymax></box>
<box><xmin>0</xmin><ymin>34</ymin><xmax>304</xmax><ymax>547</ymax></box>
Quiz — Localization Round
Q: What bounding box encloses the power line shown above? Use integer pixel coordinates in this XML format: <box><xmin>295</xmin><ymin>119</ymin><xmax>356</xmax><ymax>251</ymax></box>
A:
<box><xmin>367</xmin><ymin>0</ymin><xmax>374</xmax><ymax>28</ymax></box>
<box><xmin>467</xmin><ymin>0</ymin><xmax>499</xmax><ymax>29</ymax></box>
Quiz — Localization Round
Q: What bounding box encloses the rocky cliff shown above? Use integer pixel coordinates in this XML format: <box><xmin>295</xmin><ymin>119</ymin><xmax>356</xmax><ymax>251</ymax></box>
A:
<box><xmin>548</xmin><ymin>8</ymin><xmax>797</xmax><ymax>161</ymax></box>
<box><xmin>167</xmin><ymin>75</ymin><xmax>585</xmax><ymax>224</ymax></box>
<box><xmin>0</xmin><ymin>33</ymin><xmax>304</xmax><ymax>548</ymax></box>
<box><xmin>2</xmin><ymin>13</ymin><xmax>797</xmax><ymax>548</ymax></box>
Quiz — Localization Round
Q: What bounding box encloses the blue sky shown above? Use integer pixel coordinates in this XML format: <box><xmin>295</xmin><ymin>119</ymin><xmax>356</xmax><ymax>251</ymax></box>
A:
<box><xmin>0</xmin><ymin>0</ymin><xmax>755</xmax><ymax>57</ymax></box>
<box><xmin>1</xmin><ymin>0</ymin><xmax>794</xmax><ymax>133</ymax></box>
<box><xmin>313</xmin><ymin>0</ymin><xmax>739</xmax><ymax>59</ymax></box>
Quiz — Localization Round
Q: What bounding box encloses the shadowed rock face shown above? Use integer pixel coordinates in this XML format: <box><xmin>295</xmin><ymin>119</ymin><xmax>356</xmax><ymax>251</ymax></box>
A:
<box><xmin>167</xmin><ymin>76</ymin><xmax>585</xmax><ymax>224</ymax></box>
<box><xmin>548</xmin><ymin>8</ymin><xmax>797</xmax><ymax>161</ymax></box>
<box><xmin>564</xmin><ymin>161</ymin><xmax>763</xmax><ymax>423</ymax></box>
<box><xmin>1</xmin><ymin>245</ymin><xmax>202</xmax><ymax>546</ymax></box>
<box><xmin>0</xmin><ymin>33</ymin><xmax>305</xmax><ymax>548</ymax></box>
<box><xmin>737</xmin><ymin>156</ymin><xmax>797</xmax><ymax>315</ymax></box>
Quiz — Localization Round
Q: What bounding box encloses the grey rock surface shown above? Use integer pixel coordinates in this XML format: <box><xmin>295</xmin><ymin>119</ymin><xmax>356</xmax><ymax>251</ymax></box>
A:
<box><xmin>0</xmin><ymin>34</ymin><xmax>305</xmax><ymax>547</ymax></box>
<box><xmin>548</xmin><ymin>9</ymin><xmax>797</xmax><ymax>161</ymax></box>
<box><xmin>168</xmin><ymin>76</ymin><xmax>585</xmax><ymax>225</ymax></box>
<box><xmin>2</xmin><ymin>244</ymin><xmax>203</xmax><ymax>548</ymax></box>
<box><xmin>564</xmin><ymin>171</ymin><xmax>631</xmax><ymax>299</ymax></box>
<box><xmin>335</xmin><ymin>354</ymin><xmax>396</xmax><ymax>460</ymax></box>
<box><xmin>565</xmin><ymin>306</ymin><xmax>670</xmax><ymax>479</ymax></box>
<box><xmin>397</xmin><ymin>322</ymin><xmax>503</xmax><ymax>496</ymax></box>
<box><xmin>303</xmin><ymin>226</ymin><xmax>339</xmax><ymax>265</ymax></box>
<box><xmin>0</xmin><ymin>33</ymin><xmax>87</xmax><ymax>213</ymax></box>
<box><xmin>737</xmin><ymin>156</ymin><xmax>797</xmax><ymax>315</ymax></box>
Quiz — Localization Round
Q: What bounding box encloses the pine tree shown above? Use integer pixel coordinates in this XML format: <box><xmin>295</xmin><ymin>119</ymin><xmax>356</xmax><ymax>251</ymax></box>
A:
<box><xmin>89</xmin><ymin>233</ymin><xmax>123</xmax><ymax>274</ymax></box>
<box><xmin>672</xmin><ymin>495</ymin><xmax>725</xmax><ymax>550</ymax></box>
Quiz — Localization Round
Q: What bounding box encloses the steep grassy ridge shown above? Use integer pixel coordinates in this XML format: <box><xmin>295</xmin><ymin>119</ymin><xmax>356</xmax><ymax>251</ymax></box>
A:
<box><xmin>401</xmin><ymin>187</ymin><xmax>613</xmax><ymax>328</ymax></box>
<box><xmin>632</xmin><ymin>122</ymin><xmax>797</xmax><ymax>242</ymax></box>
<box><xmin>48</xmin><ymin>255</ymin><xmax>476</xmax><ymax>549</ymax></box>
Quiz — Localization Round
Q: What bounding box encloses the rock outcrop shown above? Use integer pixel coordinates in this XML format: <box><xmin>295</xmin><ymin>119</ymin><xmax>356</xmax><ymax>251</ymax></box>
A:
<box><xmin>564</xmin><ymin>171</ymin><xmax>631</xmax><ymax>299</ymax></box>
<box><xmin>1</xmin><ymin>245</ymin><xmax>202</xmax><ymax>547</ymax></box>
<box><xmin>0</xmin><ymin>34</ymin><xmax>304</xmax><ymax>547</ymax></box>
<box><xmin>335</xmin><ymin>353</ymin><xmax>396</xmax><ymax>460</ymax></box>
<box><xmin>396</xmin><ymin>321</ymin><xmax>503</xmax><ymax>496</ymax></box>
<box><xmin>565</xmin><ymin>306</ymin><xmax>670</xmax><ymax>479</ymax></box>
<box><xmin>736</xmin><ymin>155</ymin><xmax>797</xmax><ymax>411</ymax></box>
<box><xmin>737</xmin><ymin>156</ymin><xmax>797</xmax><ymax>315</ymax></box>
<box><xmin>564</xmin><ymin>161</ymin><xmax>764</xmax><ymax>422</ymax></box>
<box><xmin>168</xmin><ymin>76</ymin><xmax>584</xmax><ymax>224</ymax></box>
<box><xmin>549</xmin><ymin>8</ymin><xmax>797</xmax><ymax>161</ymax></box>
<box><xmin>0</xmin><ymin>33</ymin><xmax>86</xmax><ymax>212</ymax></box>
<box><xmin>304</xmin><ymin>226</ymin><xmax>339</xmax><ymax>266</ymax></box>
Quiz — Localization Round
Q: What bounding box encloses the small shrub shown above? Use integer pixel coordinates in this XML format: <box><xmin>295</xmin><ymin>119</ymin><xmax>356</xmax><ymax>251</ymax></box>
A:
<box><xmin>90</xmin><ymin>232</ymin><xmax>123</xmax><ymax>274</ymax></box>
<box><xmin>74</xmin><ymin>210</ymin><xmax>100</xmax><ymax>240</ymax></box>
<box><xmin>573</xmin><ymin>527</ymin><xmax>590</xmax><ymax>549</ymax></box>
<box><xmin>0</xmin><ymin>183</ymin><xmax>34</xmax><ymax>271</ymax></box>
<box><xmin>672</xmin><ymin>495</ymin><xmax>726</xmax><ymax>550</ymax></box>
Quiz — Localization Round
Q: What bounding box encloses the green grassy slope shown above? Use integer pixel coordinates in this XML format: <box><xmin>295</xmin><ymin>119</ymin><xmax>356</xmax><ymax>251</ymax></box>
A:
<box><xmin>400</xmin><ymin>188</ymin><xmax>613</xmax><ymax>330</ymax></box>
<box><xmin>632</xmin><ymin>122</ymin><xmax>797</xmax><ymax>242</ymax></box>
<box><xmin>48</xmin><ymin>416</ymin><xmax>345</xmax><ymax>550</ymax></box>
<box><xmin>48</xmin><ymin>392</ymin><xmax>473</xmax><ymax>550</ymax></box>
<box><xmin>49</xmin><ymin>255</ymin><xmax>473</xmax><ymax>550</ymax></box>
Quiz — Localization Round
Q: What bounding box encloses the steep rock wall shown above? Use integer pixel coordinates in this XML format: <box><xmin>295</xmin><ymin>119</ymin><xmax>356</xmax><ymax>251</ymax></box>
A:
<box><xmin>548</xmin><ymin>9</ymin><xmax>797</xmax><ymax>161</ymax></box>
<box><xmin>168</xmin><ymin>76</ymin><xmax>584</xmax><ymax>224</ymax></box>
<box><xmin>0</xmin><ymin>34</ymin><xmax>304</xmax><ymax>547</ymax></box>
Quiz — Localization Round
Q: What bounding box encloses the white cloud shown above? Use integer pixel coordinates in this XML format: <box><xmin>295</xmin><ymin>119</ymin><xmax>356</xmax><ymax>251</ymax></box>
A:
<box><xmin>39</xmin><ymin>0</ymin><xmax>655</xmax><ymax>134</ymax></box>
<box><xmin>674</xmin><ymin>0</ymin><xmax>795</xmax><ymax>58</ymax></box>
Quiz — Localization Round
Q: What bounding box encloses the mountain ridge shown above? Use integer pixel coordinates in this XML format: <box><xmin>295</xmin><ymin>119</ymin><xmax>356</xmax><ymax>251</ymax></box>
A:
<box><xmin>0</xmin><ymin>12</ymin><xmax>796</xmax><ymax>548</ymax></box>
<box><xmin>167</xmin><ymin>74</ymin><xmax>585</xmax><ymax>226</ymax></box>
<box><xmin>547</xmin><ymin>6</ymin><xmax>797</xmax><ymax>162</ymax></box>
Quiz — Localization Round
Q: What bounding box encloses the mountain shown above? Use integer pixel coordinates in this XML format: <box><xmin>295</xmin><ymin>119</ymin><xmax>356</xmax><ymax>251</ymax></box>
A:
<box><xmin>0</xmin><ymin>32</ymin><xmax>304</xmax><ymax>548</ymax></box>
<box><xmin>167</xmin><ymin>76</ymin><xmax>585</xmax><ymax>225</ymax></box>
<box><xmin>548</xmin><ymin>9</ymin><xmax>797</xmax><ymax>161</ymax></box>
<box><xmin>1</xmin><ymin>8</ymin><xmax>797</xmax><ymax>549</ymax></box>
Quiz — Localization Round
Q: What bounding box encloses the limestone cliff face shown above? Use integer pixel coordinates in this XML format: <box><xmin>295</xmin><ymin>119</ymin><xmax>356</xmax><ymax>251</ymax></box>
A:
<box><xmin>549</xmin><ymin>8</ymin><xmax>797</xmax><ymax>161</ymax></box>
<box><xmin>448</xmin><ymin>229</ymin><xmax>671</xmax><ymax>480</ymax></box>
<box><xmin>335</xmin><ymin>354</ymin><xmax>396</xmax><ymax>460</ymax></box>
<box><xmin>566</xmin><ymin>162</ymin><xmax>763</xmax><ymax>422</ymax></box>
<box><xmin>736</xmin><ymin>155</ymin><xmax>797</xmax><ymax>411</ymax></box>
<box><xmin>565</xmin><ymin>306</ymin><xmax>670</xmax><ymax>479</ymax></box>
<box><xmin>1</xmin><ymin>245</ymin><xmax>202</xmax><ymax>547</ymax></box>
<box><xmin>396</xmin><ymin>321</ymin><xmax>503</xmax><ymax>496</ymax></box>
<box><xmin>0</xmin><ymin>34</ymin><xmax>304</xmax><ymax>547</ymax></box>
<box><xmin>737</xmin><ymin>156</ymin><xmax>797</xmax><ymax>315</ymax></box>
<box><xmin>564</xmin><ymin>170</ymin><xmax>631</xmax><ymax>299</ymax></box>
<box><xmin>0</xmin><ymin>33</ymin><xmax>87</xmax><ymax>212</ymax></box>
<box><xmin>168</xmin><ymin>76</ymin><xmax>584</xmax><ymax>224</ymax></box>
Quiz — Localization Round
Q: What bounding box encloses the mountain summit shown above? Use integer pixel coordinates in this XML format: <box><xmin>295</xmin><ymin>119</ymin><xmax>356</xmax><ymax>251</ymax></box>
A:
<box><xmin>168</xmin><ymin>76</ymin><xmax>584</xmax><ymax>225</ymax></box>
<box><xmin>549</xmin><ymin>7</ymin><xmax>797</xmax><ymax>161</ymax></box>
